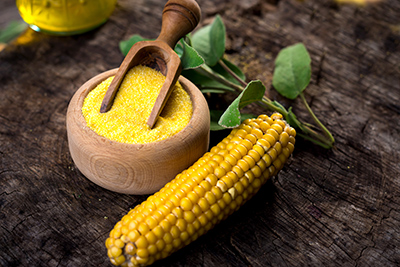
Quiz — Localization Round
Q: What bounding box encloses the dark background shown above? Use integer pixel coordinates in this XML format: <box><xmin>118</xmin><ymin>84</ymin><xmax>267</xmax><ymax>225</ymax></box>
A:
<box><xmin>1</xmin><ymin>0</ymin><xmax>399</xmax><ymax>266</ymax></box>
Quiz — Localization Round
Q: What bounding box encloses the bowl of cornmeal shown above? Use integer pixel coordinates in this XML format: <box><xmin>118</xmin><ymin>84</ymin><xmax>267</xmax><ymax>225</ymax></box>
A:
<box><xmin>66</xmin><ymin>65</ymin><xmax>210</xmax><ymax>194</ymax></box>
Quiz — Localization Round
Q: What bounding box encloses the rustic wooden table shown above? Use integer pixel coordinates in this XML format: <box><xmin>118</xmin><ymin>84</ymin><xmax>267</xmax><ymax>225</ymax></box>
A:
<box><xmin>1</xmin><ymin>0</ymin><xmax>399</xmax><ymax>266</ymax></box>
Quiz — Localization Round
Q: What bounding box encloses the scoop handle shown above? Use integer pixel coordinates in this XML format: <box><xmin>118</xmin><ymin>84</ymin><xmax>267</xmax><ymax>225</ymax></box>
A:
<box><xmin>156</xmin><ymin>0</ymin><xmax>201</xmax><ymax>49</ymax></box>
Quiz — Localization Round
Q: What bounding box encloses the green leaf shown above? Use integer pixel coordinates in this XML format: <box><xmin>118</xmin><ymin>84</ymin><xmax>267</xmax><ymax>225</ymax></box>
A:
<box><xmin>210</xmin><ymin>110</ymin><xmax>226</xmax><ymax>131</ymax></box>
<box><xmin>182</xmin><ymin>69</ymin><xmax>235</xmax><ymax>92</ymax></box>
<box><xmin>210</xmin><ymin>110</ymin><xmax>256</xmax><ymax>131</ymax></box>
<box><xmin>240</xmin><ymin>113</ymin><xmax>257</xmax><ymax>121</ymax></box>
<box><xmin>119</xmin><ymin>35</ymin><xmax>150</xmax><ymax>56</ymax></box>
<box><xmin>191</xmin><ymin>15</ymin><xmax>226</xmax><ymax>66</ymax></box>
<box><xmin>272</xmin><ymin>43</ymin><xmax>311</xmax><ymax>99</ymax></box>
<box><xmin>175</xmin><ymin>39</ymin><xmax>204</xmax><ymax>70</ymax></box>
<box><xmin>287</xmin><ymin>107</ymin><xmax>302</xmax><ymax>129</ymax></box>
<box><xmin>221</xmin><ymin>58</ymin><xmax>246</xmax><ymax>81</ymax></box>
<box><xmin>211</xmin><ymin>58</ymin><xmax>246</xmax><ymax>86</ymax></box>
<box><xmin>201</xmin><ymin>88</ymin><xmax>230</xmax><ymax>94</ymax></box>
<box><xmin>0</xmin><ymin>20</ymin><xmax>27</xmax><ymax>43</ymax></box>
<box><xmin>218</xmin><ymin>80</ymin><xmax>266</xmax><ymax>128</ymax></box>
<box><xmin>271</xmin><ymin>100</ymin><xmax>288</xmax><ymax>113</ymax></box>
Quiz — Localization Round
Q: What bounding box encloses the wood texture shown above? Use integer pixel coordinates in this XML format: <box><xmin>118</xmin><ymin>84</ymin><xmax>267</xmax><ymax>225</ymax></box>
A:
<box><xmin>1</xmin><ymin>0</ymin><xmax>400</xmax><ymax>266</ymax></box>
<box><xmin>67</xmin><ymin>70</ymin><xmax>210</xmax><ymax>195</ymax></box>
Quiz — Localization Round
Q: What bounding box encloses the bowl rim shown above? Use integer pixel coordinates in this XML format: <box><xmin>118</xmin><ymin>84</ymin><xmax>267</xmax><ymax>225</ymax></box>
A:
<box><xmin>69</xmin><ymin>68</ymin><xmax>209</xmax><ymax>150</ymax></box>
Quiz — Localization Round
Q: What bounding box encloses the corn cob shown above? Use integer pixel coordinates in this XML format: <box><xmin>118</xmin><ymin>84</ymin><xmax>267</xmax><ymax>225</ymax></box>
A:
<box><xmin>106</xmin><ymin>113</ymin><xmax>296</xmax><ymax>266</ymax></box>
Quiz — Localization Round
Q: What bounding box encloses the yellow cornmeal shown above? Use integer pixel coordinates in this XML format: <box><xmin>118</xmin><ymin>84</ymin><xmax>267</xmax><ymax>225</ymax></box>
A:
<box><xmin>82</xmin><ymin>65</ymin><xmax>193</xmax><ymax>144</ymax></box>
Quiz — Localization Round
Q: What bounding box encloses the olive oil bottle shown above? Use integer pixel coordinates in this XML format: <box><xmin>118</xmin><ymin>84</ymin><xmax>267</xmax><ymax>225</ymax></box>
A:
<box><xmin>16</xmin><ymin>0</ymin><xmax>117</xmax><ymax>35</ymax></box>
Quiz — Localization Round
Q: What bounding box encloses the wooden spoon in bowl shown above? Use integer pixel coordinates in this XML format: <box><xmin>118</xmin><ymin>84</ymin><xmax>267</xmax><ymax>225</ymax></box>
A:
<box><xmin>100</xmin><ymin>0</ymin><xmax>201</xmax><ymax>128</ymax></box>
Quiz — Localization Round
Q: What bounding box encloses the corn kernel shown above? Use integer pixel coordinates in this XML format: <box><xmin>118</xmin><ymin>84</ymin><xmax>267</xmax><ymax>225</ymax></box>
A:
<box><xmin>152</xmin><ymin>226</ymin><xmax>164</xmax><ymax>239</ymax></box>
<box><xmin>234</xmin><ymin>181</ymin><xmax>245</xmax><ymax>195</ymax></box>
<box><xmin>145</xmin><ymin>231</ymin><xmax>157</xmax><ymax>245</ymax></box>
<box><xmin>138</xmin><ymin>223</ymin><xmax>150</xmax><ymax>235</ymax></box>
<box><xmin>267</xmin><ymin>148</ymin><xmax>278</xmax><ymax>162</ymax></box>
<box><xmin>163</xmin><ymin>233</ymin><xmax>173</xmax><ymax>244</ymax></box>
<box><xmin>155</xmin><ymin>239</ymin><xmax>165</xmax><ymax>251</ymax></box>
<box><xmin>236</xmin><ymin>159</ymin><xmax>250</xmax><ymax>172</ymax></box>
<box><xmin>241</xmin><ymin>139</ymin><xmax>253</xmax><ymax>151</ymax></box>
<box><xmin>127</xmin><ymin>230</ymin><xmax>140</xmax><ymax>243</ymax></box>
<box><xmin>170</xmin><ymin>226</ymin><xmax>181</xmax><ymax>239</ymax></box>
<box><xmin>263</xmin><ymin>133</ymin><xmax>276</xmax><ymax>146</ymax></box>
<box><xmin>217</xmin><ymin>198</ymin><xmax>227</xmax><ymax>210</ymax></box>
<box><xmin>205</xmin><ymin>174</ymin><xmax>218</xmax><ymax>186</ymax></box>
<box><xmin>193</xmin><ymin>185</ymin><xmax>206</xmax><ymax>198</ymax></box>
<box><xmin>257</xmin><ymin>158</ymin><xmax>267</xmax><ymax>172</ymax></box>
<box><xmin>180</xmin><ymin>197</ymin><xmax>193</xmax><ymax>211</ymax></box>
<box><xmin>198</xmin><ymin>198</ymin><xmax>210</xmax><ymax>212</ymax></box>
<box><xmin>271</xmin><ymin>124</ymin><xmax>283</xmax><ymax>134</ymax></box>
<box><xmin>279</xmin><ymin>132</ymin><xmax>290</xmax><ymax>147</ymax></box>
<box><xmin>176</xmin><ymin>218</ymin><xmax>187</xmax><ymax>232</ymax></box>
<box><xmin>210</xmin><ymin>203</ymin><xmax>221</xmax><ymax>216</ymax></box>
<box><xmin>172</xmin><ymin>207</ymin><xmax>183</xmax><ymax>219</ymax></box>
<box><xmin>106</xmin><ymin>114</ymin><xmax>297</xmax><ymax>267</ymax></box>
<box><xmin>172</xmin><ymin>238</ymin><xmax>182</xmax><ymax>248</ymax></box>
<box><xmin>114</xmin><ymin>239</ymin><xmax>125</xmax><ymax>249</ymax></box>
<box><xmin>216</xmin><ymin>180</ymin><xmax>228</xmax><ymax>192</ymax></box>
<box><xmin>247</xmin><ymin>150</ymin><xmax>261</xmax><ymax>166</ymax></box>
<box><xmin>240</xmin><ymin>123</ymin><xmax>252</xmax><ymax>133</ymax></box>
<box><xmin>199</xmin><ymin>180</ymin><xmax>212</xmax><ymax>191</ymax></box>
<box><xmin>105</xmin><ymin>237</ymin><xmax>114</xmax><ymax>249</ymax></box>
<box><xmin>231</xmin><ymin>165</ymin><xmax>244</xmax><ymax>178</ymax></box>
<box><xmin>257</xmin><ymin>138</ymin><xmax>271</xmax><ymax>151</ymax></box>
<box><xmin>282</xmin><ymin>147</ymin><xmax>291</xmax><ymax>158</ymax></box>
<box><xmin>220</xmin><ymin>160</ymin><xmax>232</xmax><ymax>172</ymax></box>
<box><xmin>251</xmin><ymin>128</ymin><xmax>264</xmax><ymax>139</ymax></box>
<box><xmin>137</xmin><ymin>248</ymin><xmax>149</xmax><ymax>258</ymax></box>
<box><xmin>224</xmin><ymin>154</ymin><xmax>237</xmax><ymax>166</ymax></box>
<box><xmin>180</xmin><ymin>231</ymin><xmax>190</xmax><ymax>243</ymax></box>
<box><xmin>159</xmin><ymin>219</ymin><xmax>172</xmax><ymax>232</ymax></box>
<box><xmin>148</xmin><ymin>244</ymin><xmax>157</xmax><ymax>255</ymax></box>
<box><xmin>198</xmin><ymin>214</ymin><xmax>208</xmax><ymax>226</ymax></box>
<box><xmin>135</xmin><ymin>236</ymin><xmax>148</xmax><ymax>248</ymax></box>
<box><xmin>214</xmin><ymin>166</ymin><xmax>226</xmax><ymax>178</ymax></box>
<box><xmin>192</xmin><ymin>204</ymin><xmax>202</xmax><ymax>217</ymax></box>
<box><xmin>114</xmin><ymin>255</ymin><xmax>126</xmax><ymax>266</ymax></box>
<box><xmin>244</xmin><ymin>133</ymin><xmax>257</xmax><ymax>144</ymax></box>
<box><xmin>125</xmin><ymin>242</ymin><xmax>136</xmax><ymax>255</ymax></box>
<box><xmin>243</xmin><ymin>155</ymin><xmax>256</xmax><ymax>168</ymax></box>
<box><xmin>274</xmin><ymin>142</ymin><xmax>282</xmax><ymax>155</ymax></box>
<box><xmin>205</xmin><ymin>191</ymin><xmax>216</xmax><ymax>205</ymax></box>
<box><xmin>226</xmin><ymin>171</ymin><xmax>239</xmax><ymax>184</ymax></box>
<box><xmin>272</xmin><ymin>157</ymin><xmax>283</xmax><ymax>170</ymax></box>
<box><xmin>211</xmin><ymin>186</ymin><xmax>223</xmax><ymax>200</ymax></box>
<box><xmin>217</xmin><ymin>149</ymin><xmax>229</xmax><ymax>157</ymax></box>
<box><xmin>260</xmin><ymin>121</ymin><xmax>270</xmax><ymax>132</ymax></box>
<box><xmin>235</xmin><ymin>129</ymin><xmax>248</xmax><ymax>138</ymax></box>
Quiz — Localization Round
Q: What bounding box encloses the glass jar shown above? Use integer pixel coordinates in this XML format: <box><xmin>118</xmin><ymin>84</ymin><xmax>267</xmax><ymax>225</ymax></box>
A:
<box><xmin>16</xmin><ymin>0</ymin><xmax>118</xmax><ymax>35</ymax></box>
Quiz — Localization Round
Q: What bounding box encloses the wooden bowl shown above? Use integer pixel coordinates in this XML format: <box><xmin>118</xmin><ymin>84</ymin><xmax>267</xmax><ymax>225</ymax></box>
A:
<box><xmin>66</xmin><ymin>69</ymin><xmax>210</xmax><ymax>195</ymax></box>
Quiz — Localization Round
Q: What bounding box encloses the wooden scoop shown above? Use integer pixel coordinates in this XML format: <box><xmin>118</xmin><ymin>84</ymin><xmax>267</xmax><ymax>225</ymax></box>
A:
<box><xmin>100</xmin><ymin>0</ymin><xmax>201</xmax><ymax>128</ymax></box>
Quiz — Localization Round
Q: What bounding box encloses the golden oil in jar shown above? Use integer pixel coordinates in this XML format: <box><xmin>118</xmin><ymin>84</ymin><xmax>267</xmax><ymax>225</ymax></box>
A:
<box><xmin>16</xmin><ymin>0</ymin><xmax>117</xmax><ymax>35</ymax></box>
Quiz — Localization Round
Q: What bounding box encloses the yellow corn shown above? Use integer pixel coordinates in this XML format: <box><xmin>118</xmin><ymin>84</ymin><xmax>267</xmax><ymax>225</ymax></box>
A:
<box><xmin>106</xmin><ymin>113</ymin><xmax>296</xmax><ymax>266</ymax></box>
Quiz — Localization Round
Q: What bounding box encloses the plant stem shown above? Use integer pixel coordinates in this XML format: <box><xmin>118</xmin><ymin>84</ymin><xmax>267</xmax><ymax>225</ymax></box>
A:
<box><xmin>219</xmin><ymin>59</ymin><xmax>247</xmax><ymax>87</ymax></box>
<box><xmin>195</xmin><ymin>63</ymin><xmax>334</xmax><ymax>149</ymax></box>
<box><xmin>197</xmin><ymin>65</ymin><xmax>244</xmax><ymax>92</ymax></box>
<box><xmin>259</xmin><ymin>97</ymin><xmax>288</xmax><ymax>117</ymax></box>
<box><xmin>299</xmin><ymin>93</ymin><xmax>335</xmax><ymax>146</ymax></box>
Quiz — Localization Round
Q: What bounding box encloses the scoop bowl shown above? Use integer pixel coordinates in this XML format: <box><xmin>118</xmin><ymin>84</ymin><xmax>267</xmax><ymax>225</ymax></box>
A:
<box><xmin>66</xmin><ymin>69</ymin><xmax>210</xmax><ymax>195</ymax></box>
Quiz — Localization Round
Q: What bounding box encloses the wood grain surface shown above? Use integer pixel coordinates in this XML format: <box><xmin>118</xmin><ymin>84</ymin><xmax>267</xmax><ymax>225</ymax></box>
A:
<box><xmin>1</xmin><ymin>0</ymin><xmax>399</xmax><ymax>266</ymax></box>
